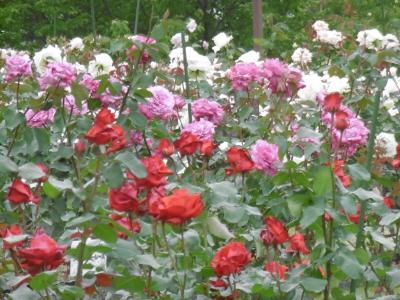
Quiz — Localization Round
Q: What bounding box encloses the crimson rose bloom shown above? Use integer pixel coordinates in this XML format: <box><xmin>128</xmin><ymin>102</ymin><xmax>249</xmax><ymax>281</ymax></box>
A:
<box><xmin>286</xmin><ymin>233</ymin><xmax>310</xmax><ymax>255</ymax></box>
<box><xmin>174</xmin><ymin>132</ymin><xmax>201</xmax><ymax>156</ymax></box>
<box><xmin>323</xmin><ymin>92</ymin><xmax>343</xmax><ymax>112</ymax></box>
<box><xmin>264</xmin><ymin>261</ymin><xmax>288</xmax><ymax>280</ymax></box>
<box><xmin>334</xmin><ymin>110</ymin><xmax>349</xmax><ymax>131</ymax></box>
<box><xmin>260</xmin><ymin>216</ymin><xmax>289</xmax><ymax>245</ymax></box>
<box><xmin>18</xmin><ymin>232</ymin><xmax>66</xmax><ymax>275</ymax></box>
<box><xmin>8</xmin><ymin>179</ymin><xmax>39</xmax><ymax>204</ymax></box>
<box><xmin>109</xmin><ymin>182</ymin><xmax>139</xmax><ymax>212</ymax></box>
<box><xmin>155</xmin><ymin>189</ymin><xmax>203</xmax><ymax>224</ymax></box>
<box><xmin>211</xmin><ymin>241</ymin><xmax>252</xmax><ymax>277</ymax></box>
<box><xmin>384</xmin><ymin>196</ymin><xmax>395</xmax><ymax>209</ymax></box>
<box><xmin>158</xmin><ymin>138</ymin><xmax>175</xmax><ymax>157</ymax></box>
<box><xmin>85</xmin><ymin>107</ymin><xmax>126</xmax><ymax>153</ymax></box>
<box><xmin>132</xmin><ymin>156</ymin><xmax>172</xmax><ymax>188</ymax></box>
<box><xmin>225</xmin><ymin>147</ymin><xmax>254</xmax><ymax>176</ymax></box>
<box><xmin>1</xmin><ymin>224</ymin><xmax>24</xmax><ymax>249</ymax></box>
<box><xmin>200</xmin><ymin>141</ymin><xmax>216</xmax><ymax>156</ymax></box>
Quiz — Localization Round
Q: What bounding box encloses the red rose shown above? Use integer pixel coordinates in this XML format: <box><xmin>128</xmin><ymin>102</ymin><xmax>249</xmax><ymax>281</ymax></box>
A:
<box><xmin>95</xmin><ymin>107</ymin><xmax>115</xmax><ymax>125</ymax></box>
<box><xmin>174</xmin><ymin>132</ymin><xmax>201</xmax><ymax>156</ymax></box>
<box><xmin>324</xmin><ymin>211</ymin><xmax>332</xmax><ymax>221</ymax></box>
<box><xmin>109</xmin><ymin>182</ymin><xmax>139</xmax><ymax>212</ymax></box>
<box><xmin>225</xmin><ymin>147</ymin><xmax>254</xmax><ymax>176</ymax></box>
<box><xmin>200</xmin><ymin>141</ymin><xmax>216</xmax><ymax>156</ymax></box>
<box><xmin>18</xmin><ymin>232</ymin><xmax>66</xmax><ymax>275</ymax></box>
<box><xmin>323</xmin><ymin>92</ymin><xmax>343</xmax><ymax>112</ymax></box>
<box><xmin>383</xmin><ymin>196</ymin><xmax>395</xmax><ymax>209</ymax></box>
<box><xmin>286</xmin><ymin>233</ymin><xmax>310</xmax><ymax>255</ymax></box>
<box><xmin>264</xmin><ymin>261</ymin><xmax>288</xmax><ymax>280</ymax></box>
<box><xmin>36</xmin><ymin>163</ymin><xmax>49</xmax><ymax>182</ymax></box>
<box><xmin>392</xmin><ymin>159</ymin><xmax>400</xmax><ymax>169</ymax></box>
<box><xmin>156</xmin><ymin>189</ymin><xmax>204</xmax><ymax>224</ymax></box>
<box><xmin>110</xmin><ymin>214</ymin><xmax>141</xmax><ymax>238</ymax></box>
<box><xmin>334</xmin><ymin>160</ymin><xmax>351</xmax><ymax>188</ymax></box>
<box><xmin>2</xmin><ymin>224</ymin><xmax>24</xmax><ymax>249</ymax></box>
<box><xmin>211</xmin><ymin>241</ymin><xmax>252</xmax><ymax>277</ymax></box>
<box><xmin>74</xmin><ymin>139</ymin><xmax>86</xmax><ymax>155</ymax></box>
<box><xmin>260</xmin><ymin>216</ymin><xmax>289</xmax><ymax>245</ymax></box>
<box><xmin>148</xmin><ymin>186</ymin><xmax>166</xmax><ymax>217</ymax></box>
<box><xmin>345</xmin><ymin>203</ymin><xmax>367</xmax><ymax>224</ymax></box>
<box><xmin>105</xmin><ymin>125</ymin><xmax>126</xmax><ymax>154</ymax></box>
<box><xmin>158</xmin><ymin>138</ymin><xmax>175</xmax><ymax>157</ymax></box>
<box><xmin>334</xmin><ymin>110</ymin><xmax>349</xmax><ymax>131</ymax></box>
<box><xmin>96</xmin><ymin>273</ymin><xmax>113</xmax><ymax>287</ymax></box>
<box><xmin>8</xmin><ymin>179</ymin><xmax>39</xmax><ymax>205</ymax></box>
<box><xmin>132</xmin><ymin>156</ymin><xmax>172</xmax><ymax>189</ymax></box>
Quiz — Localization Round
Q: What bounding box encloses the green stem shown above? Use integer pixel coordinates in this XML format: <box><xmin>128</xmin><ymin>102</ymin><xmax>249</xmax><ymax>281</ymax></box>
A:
<box><xmin>181</xmin><ymin>32</ymin><xmax>192</xmax><ymax>123</ymax></box>
<box><xmin>134</xmin><ymin>0</ymin><xmax>141</xmax><ymax>34</ymax></box>
<box><xmin>180</xmin><ymin>226</ymin><xmax>187</xmax><ymax>300</ymax></box>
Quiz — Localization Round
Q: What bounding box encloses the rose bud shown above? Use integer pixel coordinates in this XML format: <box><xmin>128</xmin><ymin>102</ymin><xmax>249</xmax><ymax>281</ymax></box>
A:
<box><xmin>323</xmin><ymin>92</ymin><xmax>343</xmax><ymax>112</ymax></box>
<box><xmin>74</xmin><ymin>139</ymin><xmax>86</xmax><ymax>155</ymax></box>
<box><xmin>334</xmin><ymin>110</ymin><xmax>349</xmax><ymax>131</ymax></box>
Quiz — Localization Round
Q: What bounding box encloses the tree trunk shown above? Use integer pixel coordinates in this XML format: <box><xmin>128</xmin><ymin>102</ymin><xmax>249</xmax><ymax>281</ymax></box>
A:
<box><xmin>252</xmin><ymin>0</ymin><xmax>263</xmax><ymax>52</ymax></box>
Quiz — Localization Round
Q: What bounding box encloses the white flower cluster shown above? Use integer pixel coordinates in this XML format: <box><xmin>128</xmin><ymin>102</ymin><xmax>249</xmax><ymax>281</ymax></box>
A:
<box><xmin>169</xmin><ymin>46</ymin><xmax>212</xmax><ymax>74</ymax></box>
<box><xmin>312</xmin><ymin>20</ymin><xmax>344</xmax><ymax>48</ymax></box>
<box><xmin>170</xmin><ymin>33</ymin><xmax>188</xmax><ymax>48</ymax></box>
<box><xmin>375</xmin><ymin>132</ymin><xmax>397</xmax><ymax>157</ymax></box>
<box><xmin>33</xmin><ymin>45</ymin><xmax>62</xmax><ymax>73</ymax></box>
<box><xmin>291</xmin><ymin>47</ymin><xmax>312</xmax><ymax>65</ymax></box>
<box><xmin>381</xmin><ymin>67</ymin><xmax>400</xmax><ymax>116</ymax></box>
<box><xmin>356</xmin><ymin>29</ymin><xmax>399</xmax><ymax>51</ymax></box>
<box><xmin>212</xmin><ymin>32</ymin><xmax>233</xmax><ymax>53</ymax></box>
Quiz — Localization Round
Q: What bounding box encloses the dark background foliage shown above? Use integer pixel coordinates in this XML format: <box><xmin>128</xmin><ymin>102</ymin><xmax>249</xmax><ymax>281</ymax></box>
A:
<box><xmin>1</xmin><ymin>0</ymin><xmax>400</xmax><ymax>52</ymax></box>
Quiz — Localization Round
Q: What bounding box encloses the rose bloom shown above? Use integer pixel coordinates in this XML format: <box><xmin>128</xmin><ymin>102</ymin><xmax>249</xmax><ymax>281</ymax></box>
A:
<box><xmin>18</xmin><ymin>232</ymin><xmax>66</xmax><ymax>275</ymax></box>
<box><xmin>192</xmin><ymin>98</ymin><xmax>224</xmax><ymax>125</ymax></box>
<box><xmin>5</xmin><ymin>54</ymin><xmax>32</xmax><ymax>81</ymax></box>
<box><xmin>25</xmin><ymin>108</ymin><xmax>56</xmax><ymax>128</ymax></box>
<box><xmin>211</xmin><ymin>241</ymin><xmax>252</xmax><ymax>277</ymax></box>
<box><xmin>157</xmin><ymin>138</ymin><xmax>175</xmax><ymax>157</ymax></box>
<box><xmin>1</xmin><ymin>224</ymin><xmax>24</xmax><ymax>249</ymax></box>
<box><xmin>8</xmin><ymin>179</ymin><xmax>39</xmax><ymax>204</ymax></box>
<box><xmin>250</xmin><ymin>140</ymin><xmax>281</xmax><ymax>176</ymax></box>
<box><xmin>110</xmin><ymin>214</ymin><xmax>141</xmax><ymax>238</ymax></box>
<box><xmin>383</xmin><ymin>196</ymin><xmax>395</xmax><ymax>209</ymax></box>
<box><xmin>228</xmin><ymin>62</ymin><xmax>262</xmax><ymax>91</ymax></box>
<box><xmin>333</xmin><ymin>160</ymin><xmax>351</xmax><ymax>188</ymax></box>
<box><xmin>139</xmin><ymin>86</ymin><xmax>175</xmax><ymax>121</ymax></box>
<box><xmin>286</xmin><ymin>233</ymin><xmax>310</xmax><ymax>255</ymax></box>
<box><xmin>260</xmin><ymin>216</ymin><xmax>289</xmax><ymax>245</ymax></box>
<box><xmin>200</xmin><ymin>141</ymin><xmax>216</xmax><ymax>156</ymax></box>
<box><xmin>225</xmin><ymin>146</ymin><xmax>254</xmax><ymax>175</ymax></box>
<box><xmin>182</xmin><ymin>119</ymin><xmax>215</xmax><ymax>142</ymax></box>
<box><xmin>345</xmin><ymin>203</ymin><xmax>367</xmax><ymax>224</ymax></box>
<box><xmin>334</xmin><ymin>110</ymin><xmax>349</xmax><ymax>131</ymax></box>
<box><xmin>155</xmin><ymin>189</ymin><xmax>204</xmax><ymax>224</ymax></box>
<box><xmin>264</xmin><ymin>261</ymin><xmax>288</xmax><ymax>280</ymax></box>
<box><xmin>147</xmin><ymin>186</ymin><xmax>166</xmax><ymax>217</ymax></box>
<box><xmin>127</xmin><ymin>34</ymin><xmax>156</xmax><ymax>64</ymax></box>
<box><xmin>109</xmin><ymin>182</ymin><xmax>139</xmax><ymax>212</ymax></box>
<box><xmin>36</xmin><ymin>162</ymin><xmax>49</xmax><ymax>183</ymax></box>
<box><xmin>38</xmin><ymin>61</ymin><xmax>76</xmax><ymax>90</ymax></box>
<box><xmin>323</xmin><ymin>92</ymin><xmax>343</xmax><ymax>112</ymax></box>
<box><xmin>174</xmin><ymin>132</ymin><xmax>201</xmax><ymax>156</ymax></box>
<box><xmin>130</xmin><ymin>156</ymin><xmax>172</xmax><ymax>189</ymax></box>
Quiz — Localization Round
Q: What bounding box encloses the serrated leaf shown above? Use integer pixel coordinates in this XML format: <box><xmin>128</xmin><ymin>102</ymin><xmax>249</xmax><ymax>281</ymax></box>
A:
<box><xmin>136</xmin><ymin>254</ymin><xmax>160</xmax><ymax>269</ymax></box>
<box><xmin>93</xmin><ymin>224</ymin><xmax>118</xmax><ymax>243</ymax></box>
<box><xmin>29</xmin><ymin>271</ymin><xmax>57</xmax><ymax>290</ymax></box>
<box><xmin>301</xmin><ymin>278</ymin><xmax>327</xmax><ymax>293</ymax></box>
<box><xmin>0</xmin><ymin>155</ymin><xmax>18</xmax><ymax>173</ymax></box>
<box><xmin>300</xmin><ymin>205</ymin><xmax>324</xmax><ymax>228</ymax></box>
<box><xmin>313</xmin><ymin>167</ymin><xmax>332</xmax><ymax>196</ymax></box>
<box><xmin>115</xmin><ymin>151</ymin><xmax>147</xmax><ymax>179</ymax></box>
<box><xmin>348</xmin><ymin>164</ymin><xmax>371</xmax><ymax>181</ymax></box>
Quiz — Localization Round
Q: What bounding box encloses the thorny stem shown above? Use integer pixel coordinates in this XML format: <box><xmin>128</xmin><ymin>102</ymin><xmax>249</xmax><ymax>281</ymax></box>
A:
<box><xmin>180</xmin><ymin>226</ymin><xmax>187</xmax><ymax>300</ymax></box>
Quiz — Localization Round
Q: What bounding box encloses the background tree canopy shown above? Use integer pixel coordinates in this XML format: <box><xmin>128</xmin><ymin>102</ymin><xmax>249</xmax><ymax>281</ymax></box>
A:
<box><xmin>1</xmin><ymin>0</ymin><xmax>400</xmax><ymax>54</ymax></box>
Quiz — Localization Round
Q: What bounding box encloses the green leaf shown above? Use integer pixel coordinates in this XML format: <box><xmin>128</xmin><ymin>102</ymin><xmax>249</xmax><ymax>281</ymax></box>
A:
<box><xmin>223</xmin><ymin>205</ymin><xmax>246</xmax><ymax>223</ymax></box>
<box><xmin>102</xmin><ymin>162</ymin><xmax>124</xmax><ymax>188</ymax></box>
<box><xmin>335</xmin><ymin>249</ymin><xmax>363</xmax><ymax>279</ymax></box>
<box><xmin>208</xmin><ymin>181</ymin><xmax>237</xmax><ymax>202</ymax></box>
<box><xmin>300</xmin><ymin>205</ymin><xmax>324</xmax><ymax>229</ymax></box>
<box><xmin>348</xmin><ymin>164</ymin><xmax>371</xmax><ymax>181</ymax></box>
<box><xmin>66</xmin><ymin>214</ymin><xmax>95</xmax><ymax>228</ymax></box>
<box><xmin>207</xmin><ymin>216</ymin><xmax>234</xmax><ymax>240</ymax></box>
<box><xmin>48</xmin><ymin>176</ymin><xmax>73</xmax><ymax>190</ymax></box>
<box><xmin>70</xmin><ymin>82</ymin><xmax>88</xmax><ymax>108</ymax></box>
<box><xmin>313</xmin><ymin>167</ymin><xmax>332</xmax><ymax>196</ymax></box>
<box><xmin>387</xmin><ymin>269</ymin><xmax>400</xmax><ymax>289</ymax></box>
<box><xmin>43</xmin><ymin>181</ymin><xmax>61</xmax><ymax>198</ymax></box>
<box><xmin>136</xmin><ymin>254</ymin><xmax>161</xmax><ymax>269</ymax></box>
<box><xmin>18</xmin><ymin>162</ymin><xmax>45</xmax><ymax>180</ymax></box>
<box><xmin>115</xmin><ymin>151</ymin><xmax>147</xmax><ymax>179</ymax></box>
<box><xmin>0</xmin><ymin>155</ymin><xmax>18</xmax><ymax>173</ymax></box>
<box><xmin>369</xmin><ymin>230</ymin><xmax>395</xmax><ymax>250</ymax></box>
<box><xmin>112</xmin><ymin>275</ymin><xmax>145</xmax><ymax>292</ymax></box>
<box><xmin>351</xmin><ymin>188</ymin><xmax>382</xmax><ymax>201</ymax></box>
<box><xmin>301</xmin><ymin>278</ymin><xmax>327</xmax><ymax>293</ymax></box>
<box><xmin>380</xmin><ymin>212</ymin><xmax>400</xmax><ymax>226</ymax></box>
<box><xmin>29</xmin><ymin>271</ymin><xmax>57</xmax><ymax>290</ymax></box>
<box><xmin>93</xmin><ymin>224</ymin><xmax>118</xmax><ymax>243</ymax></box>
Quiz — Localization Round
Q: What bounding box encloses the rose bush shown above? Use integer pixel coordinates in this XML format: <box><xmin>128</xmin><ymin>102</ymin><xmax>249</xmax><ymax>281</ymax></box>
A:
<box><xmin>0</xmin><ymin>16</ymin><xmax>399</xmax><ymax>300</ymax></box>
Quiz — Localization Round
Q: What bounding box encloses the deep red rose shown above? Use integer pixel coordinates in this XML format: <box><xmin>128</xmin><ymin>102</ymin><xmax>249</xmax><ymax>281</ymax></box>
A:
<box><xmin>334</xmin><ymin>110</ymin><xmax>349</xmax><ymax>131</ymax></box>
<box><xmin>156</xmin><ymin>189</ymin><xmax>204</xmax><ymax>224</ymax></box>
<box><xmin>211</xmin><ymin>241</ymin><xmax>252</xmax><ymax>277</ymax></box>
<box><xmin>158</xmin><ymin>138</ymin><xmax>175</xmax><ymax>157</ymax></box>
<box><xmin>200</xmin><ymin>141</ymin><xmax>216</xmax><ymax>156</ymax></box>
<box><xmin>323</xmin><ymin>92</ymin><xmax>343</xmax><ymax>112</ymax></box>
<box><xmin>132</xmin><ymin>156</ymin><xmax>172</xmax><ymax>189</ymax></box>
<box><xmin>74</xmin><ymin>139</ymin><xmax>86</xmax><ymax>155</ymax></box>
<box><xmin>109</xmin><ymin>182</ymin><xmax>139</xmax><ymax>212</ymax></box>
<box><xmin>383</xmin><ymin>196</ymin><xmax>395</xmax><ymax>209</ymax></box>
<box><xmin>260</xmin><ymin>216</ymin><xmax>289</xmax><ymax>245</ymax></box>
<box><xmin>105</xmin><ymin>125</ymin><xmax>126</xmax><ymax>154</ymax></box>
<box><xmin>286</xmin><ymin>233</ymin><xmax>310</xmax><ymax>255</ymax></box>
<box><xmin>95</xmin><ymin>107</ymin><xmax>115</xmax><ymax>125</ymax></box>
<box><xmin>209</xmin><ymin>279</ymin><xmax>227</xmax><ymax>288</ymax></box>
<box><xmin>225</xmin><ymin>147</ymin><xmax>254</xmax><ymax>176</ymax></box>
<box><xmin>264</xmin><ymin>261</ymin><xmax>288</xmax><ymax>280</ymax></box>
<box><xmin>2</xmin><ymin>224</ymin><xmax>24</xmax><ymax>249</ymax></box>
<box><xmin>36</xmin><ymin>163</ymin><xmax>49</xmax><ymax>182</ymax></box>
<box><xmin>334</xmin><ymin>160</ymin><xmax>351</xmax><ymax>188</ymax></box>
<box><xmin>8</xmin><ymin>179</ymin><xmax>39</xmax><ymax>205</ymax></box>
<box><xmin>174</xmin><ymin>132</ymin><xmax>201</xmax><ymax>156</ymax></box>
<box><xmin>18</xmin><ymin>232</ymin><xmax>66</xmax><ymax>275</ymax></box>
<box><xmin>96</xmin><ymin>273</ymin><xmax>113</xmax><ymax>287</ymax></box>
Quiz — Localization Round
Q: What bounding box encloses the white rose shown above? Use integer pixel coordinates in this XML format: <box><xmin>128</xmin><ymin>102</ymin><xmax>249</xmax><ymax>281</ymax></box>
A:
<box><xmin>169</xmin><ymin>47</ymin><xmax>212</xmax><ymax>74</ymax></box>
<box><xmin>236</xmin><ymin>50</ymin><xmax>260</xmax><ymax>63</ymax></box>
<box><xmin>212</xmin><ymin>32</ymin><xmax>233</xmax><ymax>53</ymax></box>
<box><xmin>33</xmin><ymin>45</ymin><xmax>62</xmax><ymax>73</ymax></box>
<box><xmin>382</xmin><ymin>34</ymin><xmax>400</xmax><ymax>50</ymax></box>
<box><xmin>297</xmin><ymin>72</ymin><xmax>323</xmax><ymax>101</ymax></box>
<box><xmin>376</xmin><ymin>132</ymin><xmax>397</xmax><ymax>157</ymax></box>
<box><xmin>312</xmin><ymin>20</ymin><xmax>329</xmax><ymax>32</ymax></box>
<box><xmin>170</xmin><ymin>33</ymin><xmax>188</xmax><ymax>48</ymax></box>
<box><xmin>186</xmin><ymin>18</ymin><xmax>197</xmax><ymax>33</ymax></box>
<box><xmin>88</xmin><ymin>53</ymin><xmax>114</xmax><ymax>77</ymax></box>
<box><xmin>356</xmin><ymin>29</ymin><xmax>384</xmax><ymax>50</ymax></box>
<box><xmin>69</xmin><ymin>37</ymin><xmax>84</xmax><ymax>51</ymax></box>
<box><xmin>291</xmin><ymin>48</ymin><xmax>312</xmax><ymax>65</ymax></box>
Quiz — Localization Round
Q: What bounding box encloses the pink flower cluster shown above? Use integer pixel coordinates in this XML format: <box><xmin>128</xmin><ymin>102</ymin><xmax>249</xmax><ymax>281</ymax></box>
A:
<box><xmin>80</xmin><ymin>74</ymin><xmax>100</xmax><ymax>97</ymax></box>
<box><xmin>139</xmin><ymin>86</ymin><xmax>175</xmax><ymax>120</ymax></box>
<box><xmin>321</xmin><ymin>105</ymin><xmax>369</xmax><ymax>156</ymax></box>
<box><xmin>38</xmin><ymin>61</ymin><xmax>76</xmax><ymax>90</ymax></box>
<box><xmin>192</xmin><ymin>98</ymin><xmax>224</xmax><ymax>125</ymax></box>
<box><xmin>182</xmin><ymin>119</ymin><xmax>215</xmax><ymax>141</ymax></box>
<box><xmin>228</xmin><ymin>63</ymin><xmax>262</xmax><ymax>91</ymax></box>
<box><xmin>63</xmin><ymin>95</ymin><xmax>88</xmax><ymax>116</ymax></box>
<box><xmin>25</xmin><ymin>108</ymin><xmax>56</xmax><ymax>128</ymax></box>
<box><xmin>250</xmin><ymin>139</ymin><xmax>281</xmax><ymax>176</ymax></box>
<box><xmin>5</xmin><ymin>54</ymin><xmax>32</xmax><ymax>81</ymax></box>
